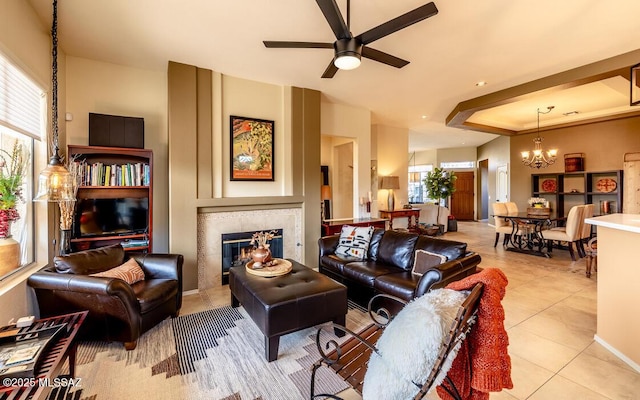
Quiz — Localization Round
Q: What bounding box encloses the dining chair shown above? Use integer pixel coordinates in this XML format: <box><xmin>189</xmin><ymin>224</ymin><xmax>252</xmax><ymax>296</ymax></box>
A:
<box><xmin>543</xmin><ymin>205</ymin><xmax>585</xmax><ymax>261</ymax></box>
<box><xmin>577</xmin><ymin>204</ymin><xmax>595</xmax><ymax>257</ymax></box>
<box><xmin>504</xmin><ymin>202</ymin><xmax>518</xmax><ymax>214</ymax></box>
<box><xmin>492</xmin><ymin>202</ymin><xmax>512</xmax><ymax>247</ymax></box>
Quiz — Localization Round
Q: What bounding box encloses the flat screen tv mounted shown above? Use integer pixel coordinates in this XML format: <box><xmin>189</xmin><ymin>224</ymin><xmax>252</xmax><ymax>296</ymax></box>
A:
<box><xmin>89</xmin><ymin>112</ymin><xmax>144</xmax><ymax>148</ymax></box>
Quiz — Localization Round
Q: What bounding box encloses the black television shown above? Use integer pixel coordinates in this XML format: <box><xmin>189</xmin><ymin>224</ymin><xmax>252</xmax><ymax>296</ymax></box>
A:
<box><xmin>74</xmin><ymin>198</ymin><xmax>149</xmax><ymax>238</ymax></box>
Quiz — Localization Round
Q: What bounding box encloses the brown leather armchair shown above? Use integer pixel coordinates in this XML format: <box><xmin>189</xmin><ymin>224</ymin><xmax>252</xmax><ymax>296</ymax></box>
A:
<box><xmin>27</xmin><ymin>244</ymin><xmax>183</xmax><ymax>350</ymax></box>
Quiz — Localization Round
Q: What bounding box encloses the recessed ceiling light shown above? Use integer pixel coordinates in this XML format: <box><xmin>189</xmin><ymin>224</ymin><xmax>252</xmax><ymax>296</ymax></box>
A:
<box><xmin>475</xmin><ymin>81</ymin><xmax>487</xmax><ymax>87</ymax></box>
<box><xmin>421</xmin><ymin>115</ymin><xmax>428</xmax><ymax>119</ymax></box>
<box><xmin>563</xmin><ymin>111</ymin><xmax>580</xmax><ymax>116</ymax></box>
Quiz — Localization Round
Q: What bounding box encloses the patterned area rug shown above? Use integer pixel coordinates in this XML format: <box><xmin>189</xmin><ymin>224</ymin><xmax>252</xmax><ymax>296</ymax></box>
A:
<box><xmin>48</xmin><ymin>302</ymin><xmax>369</xmax><ymax>400</ymax></box>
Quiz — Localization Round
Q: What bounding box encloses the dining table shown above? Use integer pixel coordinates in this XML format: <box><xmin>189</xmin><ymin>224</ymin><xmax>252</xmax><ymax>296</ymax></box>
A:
<box><xmin>493</xmin><ymin>211</ymin><xmax>565</xmax><ymax>257</ymax></box>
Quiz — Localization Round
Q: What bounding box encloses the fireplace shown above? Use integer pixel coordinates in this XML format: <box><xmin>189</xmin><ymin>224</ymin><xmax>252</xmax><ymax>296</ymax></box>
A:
<box><xmin>220</xmin><ymin>229</ymin><xmax>283</xmax><ymax>284</ymax></box>
<box><xmin>197</xmin><ymin>207</ymin><xmax>302</xmax><ymax>290</ymax></box>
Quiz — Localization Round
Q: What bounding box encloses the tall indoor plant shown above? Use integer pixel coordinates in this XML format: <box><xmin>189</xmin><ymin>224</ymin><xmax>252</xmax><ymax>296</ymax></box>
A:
<box><xmin>423</xmin><ymin>167</ymin><xmax>457</xmax><ymax>228</ymax></box>
<box><xmin>0</xmin><ymin>140</ymin><xmax>29</xmax><ymax>276</ymax></box>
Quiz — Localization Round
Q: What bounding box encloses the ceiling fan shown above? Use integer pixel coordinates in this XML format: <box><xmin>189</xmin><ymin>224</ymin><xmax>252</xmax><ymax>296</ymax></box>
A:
<box><xmin>263</xmin><ymin>0</ymin><xmax>438</xmax><ymax>78</ymax></box>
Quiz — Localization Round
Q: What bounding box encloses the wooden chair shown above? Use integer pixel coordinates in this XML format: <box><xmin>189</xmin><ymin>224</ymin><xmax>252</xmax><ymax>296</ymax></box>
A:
<box><xmin>585</xmin><ymin>237</ymin><xmax>597</xmax><ymax>278</ymax></box>
<box><xmin>577</xmin><ymin>204</ymin><xmax>595</xmax><ymax>258</ymax></box>
<box><xmin>310</xmin><ymin>283</ymin><xmax>484</xmax><ymax>400</ymax></box>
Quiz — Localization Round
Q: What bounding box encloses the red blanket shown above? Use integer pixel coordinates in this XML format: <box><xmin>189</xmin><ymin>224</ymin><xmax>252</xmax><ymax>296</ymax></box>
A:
<box><xmin>436</xmin><ymin>268</ymin><xmax>513</xmax><ymax>400</ymax></box>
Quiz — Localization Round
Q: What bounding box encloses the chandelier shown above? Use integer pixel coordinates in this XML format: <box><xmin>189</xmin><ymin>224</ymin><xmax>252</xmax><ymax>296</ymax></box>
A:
<box><xmin>521</xmin><ymin>106</ymin><xmax>557</xmax><ymax>169</ymax></box>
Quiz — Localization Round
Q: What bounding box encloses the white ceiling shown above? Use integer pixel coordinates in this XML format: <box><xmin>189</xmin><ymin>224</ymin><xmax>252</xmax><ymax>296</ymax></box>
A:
<box><xmin>26</xmin><ymin>0</ymin><xmax>640</xmax><ymax>151</ymax></box>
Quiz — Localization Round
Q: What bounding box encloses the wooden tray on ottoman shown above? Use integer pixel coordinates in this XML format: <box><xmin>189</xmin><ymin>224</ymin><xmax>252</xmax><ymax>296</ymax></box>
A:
<box><xmin>246</xmin><ymin>258</ymin><xmax>292</xmax><ymax>277</ymax></box>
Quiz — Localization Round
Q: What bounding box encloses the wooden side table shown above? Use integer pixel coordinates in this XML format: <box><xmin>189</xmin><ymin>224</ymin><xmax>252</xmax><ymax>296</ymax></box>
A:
<box><xmin>321</xmin><ymin>218</ymin><xmax>387</xmax><ymax>236</ymax></box>
<box><xmin>0</xmin><ymin>311</ymin><xmax>87</xmax><ymax>400</ymax></box>
<box><xmin>379</xmin><ymin>209</ymin><xmax>420</xmax><ymax>230</ymax></box>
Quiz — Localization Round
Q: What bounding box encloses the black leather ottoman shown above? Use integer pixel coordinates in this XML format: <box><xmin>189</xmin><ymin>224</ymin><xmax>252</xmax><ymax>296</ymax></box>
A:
<box><xmin>229</xmin><ymin>259</ymin><xmax>347</xmax><ymax>362</ymax></box>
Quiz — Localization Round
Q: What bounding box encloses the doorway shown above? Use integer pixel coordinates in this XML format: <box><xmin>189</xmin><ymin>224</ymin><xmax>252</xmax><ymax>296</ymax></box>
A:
<box><xmin>478</xmin><ymin>159</ymin><xmax>489</xmax><ymax>220</ymax></box>
<box><xmin>333</xmin><ymin>142</ymin><xmax>354</xmax><ymax>219</ymax></box>
<box><xmin>451</xmin><ymin>171</ymin><xmax>475</xmax><ymax>220</ymax></box>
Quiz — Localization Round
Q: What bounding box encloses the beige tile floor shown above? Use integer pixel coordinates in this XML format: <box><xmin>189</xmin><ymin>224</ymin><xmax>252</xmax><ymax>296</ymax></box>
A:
<box><xmin>181</xmin><ymin>221</ymin><xmax>640</xmax><ymax>399</ymax></box>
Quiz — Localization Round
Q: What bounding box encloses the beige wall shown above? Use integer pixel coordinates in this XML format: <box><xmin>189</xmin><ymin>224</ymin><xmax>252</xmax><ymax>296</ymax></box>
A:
<box><xmin>321</xmin><ymin>102</ymin><xmax>372</xmax><ymax>217</ymax></box>
<box><xmin>65</xmin><ymin>56</ymin><xmax>169</xmax><ymax>251</ymax></box>
<box><xmin>478</xmin><ymin>135</ymin><xmax>511</xmax><ymax>208</ymax></box>
<box><xmin>373</xmin><ymin>124</ymin><xmax>409</xmax><ymax>210</ymax></box>
<box><xmin>168</xmin><ymin>62</ymin><xmax>320</xmax><ymax>290</ymax></box>
<box><xmin>510</xmin><ymin>117</ymin><xmax>640</xmax><ymax>210</ymax></box>
<box><xmin>0</xmin><ymin>0</ymin><xmax>59</xmax><ymax>322</ymax></box>
<box><xmin>437</xmin><ymin>147</ymin><xmax>478</xmax><ymax>166</ymax></box>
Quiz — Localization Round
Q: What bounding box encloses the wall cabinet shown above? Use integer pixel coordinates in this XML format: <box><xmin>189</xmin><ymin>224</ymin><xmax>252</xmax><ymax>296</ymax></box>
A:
<box><xmin>68</xmin><ymin>145</ymin><xmax>153</xmax><ymax>252</ymax></box>
<box><xmin>531</xmin><ymin>170</ymin><xmax>623</xmax><ymax>216</ymax></box>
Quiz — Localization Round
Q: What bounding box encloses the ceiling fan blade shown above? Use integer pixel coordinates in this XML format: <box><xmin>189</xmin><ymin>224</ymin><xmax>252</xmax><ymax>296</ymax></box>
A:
<box><xmin>263</xmin><ymin>41</ymin><xmax>333</xmax><ymax>49</ymax></box>
<box><xmin>362</xmin><ymin>46</ymin><xmax>409</xmax><ymax>68</ymax></box>
<box><xmin>316</xmin><ymin>0</ymin><xmax>352</xmax><ymax>39</ymax></box>
<box><xmin>356</xmin><ymin>2</ymin><xmax>438</xmax><ymax>45</ymax></box>
<box><xmin>321</xmin><ymin>60</ymin><xmax>339</xmax><ymax>79</ymax></box>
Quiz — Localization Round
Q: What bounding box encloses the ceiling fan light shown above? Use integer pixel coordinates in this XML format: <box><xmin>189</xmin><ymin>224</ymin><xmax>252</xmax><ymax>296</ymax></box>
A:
<box><xmin>334</xmin><ymin>53</ymin><xmax>361</xmax><ymax>70</ymax></box>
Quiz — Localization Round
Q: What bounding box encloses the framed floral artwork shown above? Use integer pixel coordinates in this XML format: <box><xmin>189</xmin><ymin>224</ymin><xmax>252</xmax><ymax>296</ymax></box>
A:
<box><xmin>230</xmin><ymin>116</ymin><xmax>274</xmax><ymax>181</ymax></box>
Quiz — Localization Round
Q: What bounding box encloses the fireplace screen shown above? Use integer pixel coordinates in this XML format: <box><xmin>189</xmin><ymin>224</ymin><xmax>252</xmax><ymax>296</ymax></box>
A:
<box><xmin>221</xmin><ymin>229</ymin><xmax>283</xmax><ymax>284</ymax></box>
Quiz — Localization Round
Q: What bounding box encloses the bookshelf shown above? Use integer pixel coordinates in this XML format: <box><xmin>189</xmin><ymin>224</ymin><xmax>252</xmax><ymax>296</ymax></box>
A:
<box><xmin>68</xmin><ymin>145</ymin><xmax>153</xmax><ymax>252</ymax></box>
<box><xmin>531</xmin><ymin>170</ymin><xmax>623</xmax><ymax>216</ymax></box>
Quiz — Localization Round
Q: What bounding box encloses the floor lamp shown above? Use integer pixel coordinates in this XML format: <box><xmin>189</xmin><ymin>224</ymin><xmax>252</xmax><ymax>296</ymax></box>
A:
<box><xmin>321</xmin><ymin>185</ymin><xmax>332</xmax><ymax>221</ymax></box>
<box><xmin>380</xmin><ymin>176</ymin><xmax>400</xmax><ymax>211</ymax></box>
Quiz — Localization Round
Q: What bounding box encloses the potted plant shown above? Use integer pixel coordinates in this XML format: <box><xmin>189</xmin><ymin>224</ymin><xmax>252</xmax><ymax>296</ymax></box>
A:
<box><xmin>423</xmin><ymin>168</ymin><xmax>457</xmax><ymax>233</ymax></box>
<box><xmin>0</xmin><ymin>140</ymin><xmax>28</xmax><ymax>276</ymax></box>
<box><xmin>0</xmin><ymin>141</ymin><xmax>28</xmax><ymax>235</ymax></box>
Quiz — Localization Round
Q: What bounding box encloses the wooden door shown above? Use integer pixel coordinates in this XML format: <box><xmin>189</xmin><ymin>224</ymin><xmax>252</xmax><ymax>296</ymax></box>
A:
<box><xmin>451</xmin><ymin>171</ymin><xmax>475</xmax><ymax>220</ymax></box>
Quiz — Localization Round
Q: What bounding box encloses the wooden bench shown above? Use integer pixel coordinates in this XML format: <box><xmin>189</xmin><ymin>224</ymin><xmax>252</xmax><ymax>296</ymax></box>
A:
<box><xmin>310</xmin><ymin>283</ymin><xmax>484</xmax><ymax>400</ymax></box>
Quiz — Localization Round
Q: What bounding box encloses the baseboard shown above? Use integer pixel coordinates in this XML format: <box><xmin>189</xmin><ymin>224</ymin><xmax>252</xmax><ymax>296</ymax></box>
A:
<box><xmin>594</xmin><ymin>334</ymin><xmax>640</xmax><ymax>373</ymax></box>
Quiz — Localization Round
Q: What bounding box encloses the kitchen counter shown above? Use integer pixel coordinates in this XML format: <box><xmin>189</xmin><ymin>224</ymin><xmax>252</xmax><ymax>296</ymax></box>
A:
<box><xmin>585</xmin><ymin>213</ymin><xmax>640</xmax><ymax>233</ymax></box>
<box><xmin>584</xmin><ymin>213</ymin><xmax>640</xmax><ymax>372</ymax></box>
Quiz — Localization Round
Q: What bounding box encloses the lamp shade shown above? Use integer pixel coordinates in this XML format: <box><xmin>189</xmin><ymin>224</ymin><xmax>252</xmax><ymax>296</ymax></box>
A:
<box><xmin>380</xmin><ymin>176</ymin><xmax>400</xmax><ymax>190</ymax></box>
<box><xmin>409</xmin><ymin>172</ymin><xmax>421</xmax><ymax>183</ymax></box>
<box><xmin>33</xmin><ymin>157</ymin><xmax>75</xmax><ymax>202</ymax></box>
<box><xmin>321</xmin><ymin>185</ymin><xmax>332</xmax><ymax>201</ymax></box>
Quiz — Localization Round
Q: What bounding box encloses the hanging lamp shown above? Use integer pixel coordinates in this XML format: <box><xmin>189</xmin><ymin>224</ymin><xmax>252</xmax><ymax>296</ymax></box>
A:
<box><xmin>34</xmin><ymin>0</ymin><xmax>74</xmax><ymax>202</ymax></box>
<box><xmin>521</xmin><ymin>106</ymin><xmax>558</xmax><ymax>169</ymax></box>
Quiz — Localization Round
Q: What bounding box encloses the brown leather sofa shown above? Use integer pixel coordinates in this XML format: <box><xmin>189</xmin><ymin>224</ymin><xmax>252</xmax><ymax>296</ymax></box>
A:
<box><xmin>318</xmin><ymin>229</ymin><xmax>480</xmax><ymax>302</ymax></box>
<box><xmin>27</xmin><ymin>244</ymin><xmax>183</xmax><ymax>350</ymax></box>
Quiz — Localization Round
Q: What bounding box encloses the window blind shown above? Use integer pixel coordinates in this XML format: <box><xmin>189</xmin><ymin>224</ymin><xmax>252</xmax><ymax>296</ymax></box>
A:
<box><xmin>0</xmin><ymin>52</ymin><xmax>45</xmax><ymax>140</ymax></box>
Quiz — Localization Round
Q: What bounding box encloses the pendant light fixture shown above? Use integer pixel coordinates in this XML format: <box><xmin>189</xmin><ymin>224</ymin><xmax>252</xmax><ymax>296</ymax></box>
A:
<box><xmin>521</xmin><ymin>106</ymin><xmax>558</xmax><ymax>169</ymax></box>
<box><xmin>34</xmin><ymin>0</ymin><xmax>74</xmax><ymax>202</ymax></box>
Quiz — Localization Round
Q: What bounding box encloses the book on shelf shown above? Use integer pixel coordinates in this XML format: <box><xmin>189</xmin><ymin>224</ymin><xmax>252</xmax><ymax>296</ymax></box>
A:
<box><xmin>72</xmin><ymin>160</ymin><xmax>150</xmax><ymax>187</ymax></box>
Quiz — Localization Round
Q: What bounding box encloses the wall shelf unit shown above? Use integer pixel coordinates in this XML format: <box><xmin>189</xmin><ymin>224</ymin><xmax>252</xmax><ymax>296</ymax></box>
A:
<box><xmin>531</xmin><ymin>170</ymin><xmax>623</xmax><ymax>216</ymax></box>
<box><xmin>68</xmin><ymin>145</ymin><xmax>153</xmax><ymax>252</ymax></box>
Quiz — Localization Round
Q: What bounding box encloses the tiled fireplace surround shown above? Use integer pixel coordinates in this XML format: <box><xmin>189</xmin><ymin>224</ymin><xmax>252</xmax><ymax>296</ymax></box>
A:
<box><xmin>197</xmin><ymin>207</ymin><xmax>303</xmax><ymax>289</ymax></box>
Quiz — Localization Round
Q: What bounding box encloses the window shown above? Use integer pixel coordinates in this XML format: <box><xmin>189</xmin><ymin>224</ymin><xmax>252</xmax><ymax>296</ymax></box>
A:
<box><xmin>0</xmin><ymin>51</ymin><xmax>44</xmax><ymax>280</ymax></box>
<box><xmin>440</xmin><ymin>161</ymin><xmax>475</xmax><ymax>169</ymax></box>
<box><xmin>408</xmin><ymin>164</ymin><xmax>433</xmax><ymax>203</ymax></box>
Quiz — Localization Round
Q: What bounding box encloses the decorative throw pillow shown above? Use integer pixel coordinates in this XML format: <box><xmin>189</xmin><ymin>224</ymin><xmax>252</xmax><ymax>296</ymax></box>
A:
<box><xmin>412</xmin><ymin>249</ymin><xmax>447</xmax><ymax>276</ymax></box>
<box><xmin>90</xmin><ymin>258</ymin><xmax>145</xmax><ymax>285</ymax></box>
<box><xmin>335</xmin><ymin>225</ymin><xmax>375</xmax><ymax>260</ymax></box>
<box><xmin>362</xmin><ymin>289</ymin><xmax>468</xmax><ymax>399</ymax></box>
